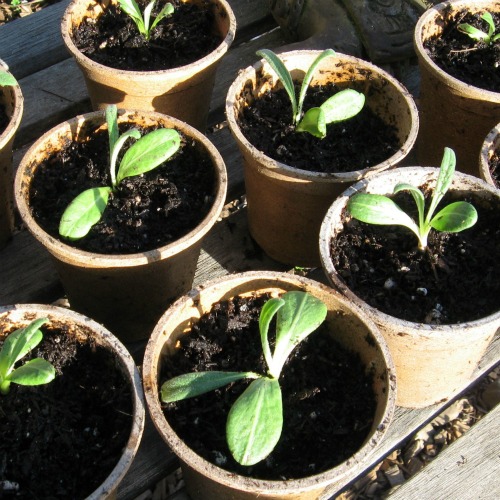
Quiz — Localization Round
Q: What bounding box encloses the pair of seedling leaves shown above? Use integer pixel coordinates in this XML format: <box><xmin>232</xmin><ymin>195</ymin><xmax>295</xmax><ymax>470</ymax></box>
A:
<box><xmin>347</xmin><ymin>147</ymin><xmax>478</xmax><ymax>250</ymax></box>
<box><xmin>457</xmin><ymin>11</ymin><xmax>500</xmax><ymax>45</ymax></box>
<box><xmin>59</xmin><ymin>105</ymin><xmax>181</xmax><ymax>240</ymax></box>
<box><xmin>161</xmin><ymin>290</ymin><xmax>328</xmax><ymax>467</ymax></box>
<box><xmin>118</xmin><ymin>0</ymin><xmax>174</xmax><ymax>40</ymax></box>
<box><xmin>0</xmin><ymin>318</ymin><xmax>55</xmax><ymax>396</ymax></box>
<box><xmin>257</xmin><ymin>48</ymin><xmax>365</xmax><ymax>139</ymax></box>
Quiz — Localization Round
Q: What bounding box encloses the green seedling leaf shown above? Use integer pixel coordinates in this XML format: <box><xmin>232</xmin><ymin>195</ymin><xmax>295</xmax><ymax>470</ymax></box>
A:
<box><xmin>259</xmin><ymin>297</ymin><xmax>285</xmax><ymax>371</ymax></box>
<box><xmin>143</xmin><ymin>0</ymin><xmax>156</xmax><ymax>33</ymax></box>
<box><xmin>227</xmin><ymin>377</ymin><xmax>282</xmax><ymax>466</ymax></box>
<box><xmin>347</xmin><ymin>193</ymin><xmax>420</xmax><ymax>231</ymax></box>
<box><xmin>257</xmin><ymin>49</ymin><xmax>297</xmax><ymax>121</ymax></box>
<box><xmin>151</xmin><ymin>2</ymin><xmax>174</xmax><ymax>31</ymax></box>
<box><xmin>106</xmin><ymin>104</ymin><xmax>120</xmax><ymax>157</ymax></box>
<box><xmin>394</xmin><ymin>183</ymin><xmax>426</xmax><ymax>228</ymax></box>
<box><xmin>297</xmin><ymin>89</ymin><xmax>365</xmax><ymax>138</ymax></box>
<box><xmin>0</xmin><ymin>318</ymin><xmax>48</xmax><ymax>380</ymax></box>
<box><xmin>59</xmin><ymin>186</ymin><xmax>112</xmax><ymax>240</ymax></box>
<box><xmin>270</xmin><ymin>291</ymin><xmax>327</xmax><ymax>377</ymax></box>
<box><xmin>118</xmin><ymin>0</ymin><xmax>146</xmax><ymax>31</ymax></box>
<box><xmin>320</xmin><ymin>88</ymin><xmax>365</xmax><ymax>124</ymax></box>
<box><xmin>9</xmin><ymin>358</ymin><xmax>55</xmax><ymax>386</ymax></box>
<box><xmin>430</xmin><ymin>201</ymin><xmax>478</xmax><ymax>232</ymax></box>
<box><xmin>296</xmin><ymin>48</ymin><xmax>336</xmax><ymax>123</ymax></box>
<box><xmin>116</xmin><ymin>128</ymin><xmax>181</xmax><ymax>183</ymax></box>
<box><xmin>296</xmin><ymin>107</ymin><xmax>326</xmax><ymax>138</ymax></box>
<box><xmin>110</xmin><ymin>128</ymin><xmax>142</xmax><ymax>187</ymax></box>
<box><xmin>161</xmin><ymin>371</ymin><xmax>260</xmax><ymax>402</ymax></box>
<box><xmin>0</xmin><ymin>71</ymin><xmax>17</xmax><ymax>87</ymax></box>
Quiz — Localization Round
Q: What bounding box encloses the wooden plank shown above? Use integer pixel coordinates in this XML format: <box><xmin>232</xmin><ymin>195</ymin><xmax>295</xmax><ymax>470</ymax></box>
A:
<box><xmin>0</xmin><ymin>0</ymin><xmax>273</xmax><ymax>80</ymax></box>
<box><xmin>0</xmin><ymin>0</ymin><xmax>72</xmax><ymax>79</ymax></box>
<box><xmin>386</xmin><ymin>404</ymin><xmax>500</xmax><ymax>500</ymax></box>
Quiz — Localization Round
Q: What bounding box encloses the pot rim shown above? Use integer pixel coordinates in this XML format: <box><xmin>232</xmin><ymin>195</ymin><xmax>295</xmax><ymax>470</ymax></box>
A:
<box><xmin>0</xmin><ymin>303</ymin><xmax>146</xmax><ymax>499</ymax></box>
<box><xmin>14</xmin><ymin>108</ymin><xmax>228</xmax><ymax>268</ymax></box>
<box><xmin>225</xmin><ymin>49</ymin><xmax>419</xmax><ymax>184</ymax></box>
<box><xmin>479</xmin><ymin>122</ymin><xmax>500</xmax><ymax>189</ymax></box>
<box><xmin>414</xmin><ymin>0</ymin><xmax>500</xmax><ymax>100</ymax></box>
<box><xmin>61</xmin><ymin>0</ymin><xmax>237</xmax><ymax>81</ymax></box>
<box><xmin>0</xmin><ymin>68</ymin><xmax>23</xmax><ymax>151</ymax></box>
<box><xmin>319</xmin><ymin>166</ymin><xmax>500</xmax><ymax>336</ymax></box>
<box><xmin>143</xmin><ymin>270</ymin><xmax>396</xmax><ymax>496</ymax></box>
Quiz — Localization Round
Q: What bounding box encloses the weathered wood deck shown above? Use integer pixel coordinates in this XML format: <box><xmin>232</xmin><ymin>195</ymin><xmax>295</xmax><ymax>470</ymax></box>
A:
<box><xmin>0</xmin><ymin>1</ymin><xmax>499</xmax><ymax>498</ymax></box>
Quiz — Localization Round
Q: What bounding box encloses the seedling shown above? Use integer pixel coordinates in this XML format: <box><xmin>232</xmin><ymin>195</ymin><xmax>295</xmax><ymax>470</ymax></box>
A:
<box><xmin>59</xmin><ymin>104</ymin><xmax>181</xmax><ymax>240</ymax></box>
<box><xmin>256</xmin><ymin>48</ymin><xmax>365</xmax><ymax>139</ymax></box>
<box><xmin>0</xmin><ymin>70</ymin><xmax>17</xmax><ymax>87</ymax></box>
<box><xmin>161</xmin><ymin>291</ymin><xmax>327</xmax><ymax>466</ymax></box>
<box><xmin>0</xmin><ymin>318</ymin><xmax>55</xmax><ymax>395</ymax></box>
<box><xmin>118</xmin><ymin>0</ymin><xmax>174</xmax><ymax>40</ymax></box>
<box><xmin>457</xmin><ymin>11</ymin><xmax>500</xmax><ymax>45</ymax></box>
<box><xmin>346</xmin><ymin>147</ymin><xmax>478</xmax><ymax>250</ymax></box>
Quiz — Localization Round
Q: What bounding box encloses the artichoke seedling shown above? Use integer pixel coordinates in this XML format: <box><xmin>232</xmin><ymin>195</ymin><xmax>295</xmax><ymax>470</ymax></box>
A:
<box><xmin>161</xmin><ymin>291</ymin><xmax>328</xmax><ymax>466</ymax></box>
<box><xmin>346</xmin><ymin>147</ymin><xmax>478</xmax><ymax>250</ymax></box>
<box><xmin>118</xmin><ymin>0</ymin><xmax>174</xmax><ymax>40</ymax></box>
<box><xmin>256</xmin><ymin>48</ymin><xmax>365</xmax><ymax>139</ymax></box>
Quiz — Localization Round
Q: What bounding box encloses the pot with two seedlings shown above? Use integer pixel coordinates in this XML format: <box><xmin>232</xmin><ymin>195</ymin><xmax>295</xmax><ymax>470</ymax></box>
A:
<box><xmin>320</xmin><ymin>148</ymin><xmax>500</xmax><ymax>407</ymax></box>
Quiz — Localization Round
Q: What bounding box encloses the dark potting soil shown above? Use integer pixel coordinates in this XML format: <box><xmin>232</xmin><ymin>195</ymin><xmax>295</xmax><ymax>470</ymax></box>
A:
<box><xmin>0</xmin><ymin>324</ymin><xmax>133</xmax><ymax>499</ymax></box>
<box><xmin>489</xmin><ymin>149</ymin><xmax>500</xmax><ymax>188</ymax></box>
<box><xmin>237</xmin><ymin>83</ymin><xmax>401</xmax><ymax>173</ymax></box>
<box><xmin>29</xmin><ymin>124</ymin><xmax>216</xmax><ymax>254</ymax></box>
<box><xmin>72</xmin><ymin>0</ymin><xmax>223</xmax><ymax>71</ymax></box>
<box><xmin>0</xmin><ymin>104</ymin><xmax>8</xmax><ymax>136</ymax></box>
<box><xmin>161</xmin><ymin>294</ymin><xmax>377</xmax><ymax>480</ymax></box>
<box><xmin>331</xmin><ymin>191</ymin><xmax>500</xmax><ymax>324</ymax></box>
<box><xmin>423</xmin><ymin>9</ymin><xmax>500</xmax><ymax>93</ymax></box>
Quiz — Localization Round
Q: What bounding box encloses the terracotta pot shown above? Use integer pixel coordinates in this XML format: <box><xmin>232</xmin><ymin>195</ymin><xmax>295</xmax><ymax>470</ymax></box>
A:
<box><xmin>143</xmin><ymin>271</ymin><xmax>396</xmax><ymax>500</ymax></box>
<box><xmin>319</xmin><ymin>167</ymin><xmax>500</xmax><ymax>408</ymax></box>
<box><xmin>61</xmin><ymin>0</ymin><xmax>236</xmax><ymax>131</ymax></box>
<box><xmin>14</xmin><ymin>109</ymin><xmax>227</xmax><ymax>342</ymax></box>
<box><xmin>226</xmin><ymin>50</ymin><xmax>418</xmax><ymax>267</ymax></box>
<box><xmin>414</xmin><ymin>0</ymin><xmax>500</xmax><ymax>176</ymax></box>
<box><xmin>0</xmin><ymin>303</ymin><xmax>145</xmax><ymax>499</ymax></box>
<box><xmin>479</xmin><ymin>122</ymin><xmax>500</xmax><ymax>189</ymax></box>
<box><xmin>0</xmin><ymin>66</ymin><xmax>23</xmax><ymax>249</ymax></box>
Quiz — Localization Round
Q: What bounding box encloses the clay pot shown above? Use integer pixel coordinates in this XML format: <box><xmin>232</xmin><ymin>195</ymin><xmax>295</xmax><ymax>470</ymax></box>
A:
<box><xmin>414</xmin><ymin>0</ymin><xmax>500</xmax><ymax>176</ymax></box>
<box><xmin>0</xmin><ymin>303</ymin><xmax>145</xmax><ymax>499</ymax></box>
<box><xmin>479</xmin><ymin>122</ymin><xmax>500</xmax><ymax>189</ymax></box>
<box><xmin>143</xmin><ymin>271</ymin><xmax>396</xmax><ymax>500</ymax></box>
<box><xmin>61</xmin><ymin>0</ymin><xmax>236</xmax><ymax>131</ymax></box>
<box><xmin>14</xmin><ymin>109</ymin><xmax>227</xmax><ymax>342</ymax></box>
<box><xmin>319</xmin><ymin>167</ymin><xmax>500</xmax><ymax>408</ymax></box>
<box><xmin>0</xmin><ymin>66</ymin><xmax>23</xmax><ymax>248</ymax></box>
<box><xmin>226</xmin><ymin>50</ymin><xmax>418</xmax><ymax>267</ymax></box>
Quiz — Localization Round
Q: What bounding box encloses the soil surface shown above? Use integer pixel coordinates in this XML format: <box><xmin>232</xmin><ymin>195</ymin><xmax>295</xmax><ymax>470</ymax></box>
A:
<box><xmin>0</xmin><ymin>323</ymin><xmax>133</xmax><ymax>499</ymax></box>
<box><xmin>0</xmin><ymin>103</ymin><xmax>7</xmax><ymax>135</ymax></box>
<box><xmin>331</xmin><ymin>191</ymin><xmax>500</xmax><ymax>324</ymax></box>
<box><xmin>423</xmin><ymin>9</ymin><xmax>500</xmax><ymax>93</ymax></box>
<box><xmin>29</xmin><ymin>124</ymin><xmax>216</xmax><ymax>254</ymax></box>
<box><xmin>72</xmin><ymin>0</ymin><xmax>222</xmax><ymax>71</ymax></box>
<box><xmin>237</xmin><ymin>83</ymin><xmax>400</xmax><ymax>173</ymax></box>
<box><xmin>161</xmin><ymin>293</ymin><xmax>377</xmax><ymax>480</ymax></box>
